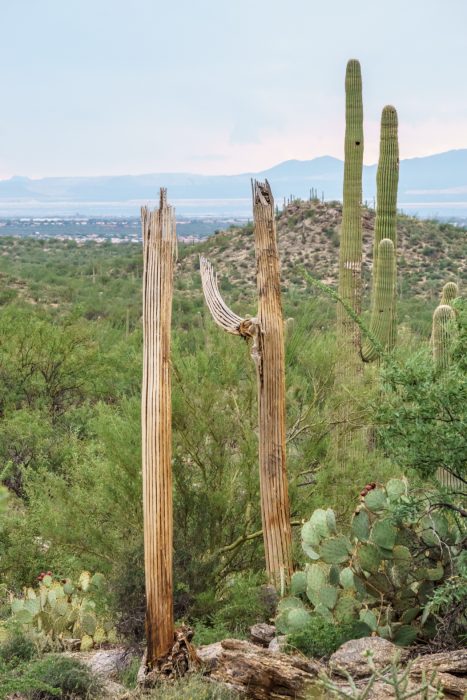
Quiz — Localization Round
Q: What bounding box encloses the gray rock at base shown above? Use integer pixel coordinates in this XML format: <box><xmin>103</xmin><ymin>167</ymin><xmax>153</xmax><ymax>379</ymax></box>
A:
<box><xmin>268</xmin><ymin>635</ymin><xmax>287</xmax><ymax>653</ymax></box>
<box><xmin>197</xmin><ymin>642</ymin><xmax>224</xmax><ymax>670</ymax></box>
<box><xmin>87</xmin><ymin>648</ymin><xmax>133</xmax><ymax>678</ymax></box>
<box><xmin>329</xmin><ymin>637</ymin><xmax>407</xmax><ymax>678</ymax></box>
<box><xmin>250</xmin><ymin>623</ymin><xmax>276</xmax><ymax>647</ymax></box>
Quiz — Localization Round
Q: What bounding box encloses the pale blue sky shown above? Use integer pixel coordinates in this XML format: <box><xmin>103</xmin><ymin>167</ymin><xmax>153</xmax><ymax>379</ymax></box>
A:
<box><xmin>1</xmin><ymin>0</ymin><xmax>466</xmax><ymax>178</ymax></box>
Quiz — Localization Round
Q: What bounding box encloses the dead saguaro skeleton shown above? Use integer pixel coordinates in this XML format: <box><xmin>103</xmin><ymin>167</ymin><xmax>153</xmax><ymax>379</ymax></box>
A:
<box><xmin>200</xmin><ymin>180</ymin><xmax>293</xmax><ymax>587</ymax></box>
<box><xmin>141</xmin><ymin>190</ymin><xmax>177</xmax><ymax>669</ymax></box>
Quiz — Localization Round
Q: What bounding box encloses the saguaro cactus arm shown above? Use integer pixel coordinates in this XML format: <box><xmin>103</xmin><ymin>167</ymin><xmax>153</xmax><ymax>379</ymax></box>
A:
<box><xmin>141</xmin><ymin>189</ymin><xmax>176</xmax><ymax>668</ymax></box>
<box><xmin>361</xmin><ymin>238</ymin><xmax>396</xmax><ymax>362</ymax></box>
<box><xmin>199</xmin><ymin>256</ymin><xmax>256</xmax><ymax>338</ymax></box>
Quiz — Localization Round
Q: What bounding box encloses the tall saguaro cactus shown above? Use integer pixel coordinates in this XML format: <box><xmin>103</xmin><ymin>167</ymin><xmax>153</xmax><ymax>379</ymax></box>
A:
<box><xmin>361</xmin><ymin>106</ymin><xmax>399</xmax><ymax>362</ymax></box>
<box><xmin>200</xmin><ymin>180</ymin><xmax>293</xmax><ymax>587</ymax></box>
<box><xmin>141</xmin><ymin>190</ymin><xmax>176</xmax><ymax>668</ymax></box>
<box><xmin>337</xmin><ymin>59</ymin><xmax>364</xmax><ymax>351</ymax></box>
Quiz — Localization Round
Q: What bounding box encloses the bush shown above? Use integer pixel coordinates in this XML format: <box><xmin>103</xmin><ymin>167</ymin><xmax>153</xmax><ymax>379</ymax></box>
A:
<box><xmin>0</xmin><ymin>631</ymin><xmax>38</xmax><ymax>663</ymax></box>
<box><xmin>286</xmin><ymin>615</ymin><xmax>369</xmax><ymax>658</ymax></box>
<box><xmin>141</xmin><ymin>674</ymin><xmax>239</xmax><ymax>699</ymax></box>
<box><xmin>0</xmin><ymin>655</ymin><xmax>102</xmax><ymax>700</ymax></box>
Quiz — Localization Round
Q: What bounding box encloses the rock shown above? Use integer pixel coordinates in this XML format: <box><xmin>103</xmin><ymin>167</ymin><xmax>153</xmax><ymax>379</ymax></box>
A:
<box><xmin>250</xmin><ymin>623</ymin><xmax>276</xmax><ymax>647</ymax></box>
<box><xmin>411</xmin><ymin>649</ymin><xmax>467</xmax><ymax>676</ymax></box>
<box><xmin>329</xmin><ymin>637</ymin><xmax>407</xmax><ymax>678</ymax></box>
<box><xmin>268</xmin><ymin>635</ymin><xmax>287</xmax><ymax>653</ymax></box>
<box><xmin>260</xmin><ymin>584</ymin><xmax>278</xmax><ymax>617</ymax></box>
<box><xmin>207</xmin><ymin>639</ymin><xmax>322</xmax><ymax>699</ymax></box>
<box><xmin>88</xmin><ymin>648</ymin><xmax>133</xmax><ymax>678</ymax></box>
<box><xmin>197</xmin><ymin>642</ymin><xmax>224</xmax><ymax>670</ymax></box>
<box><xmin>99</xmin><ymin>679</ymin><xmax>128</xmax><ymax>698</ymax></box>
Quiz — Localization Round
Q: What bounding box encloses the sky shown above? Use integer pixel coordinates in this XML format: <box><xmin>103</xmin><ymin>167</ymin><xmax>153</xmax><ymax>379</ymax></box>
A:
<box><xmin>1</xmin><ymin>0</ymin><xmax>466</xmax><ymax>179</ymax></box>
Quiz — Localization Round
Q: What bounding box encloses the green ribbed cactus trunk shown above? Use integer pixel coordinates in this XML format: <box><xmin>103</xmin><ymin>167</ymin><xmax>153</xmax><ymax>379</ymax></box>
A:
<box><xmin>372</xmin><ymin>106</ymin><xmax>399</xmax><ymax>349</ymax></box>
<box><xmin>440</xmin><ymin>281</ymin><xmax>458</xmax><ymax>305</ymax></box>
<box><xmin>432</xmin><ymin>304</ymin><xmax>456</xmax><ymax>370</ymax></box>
<box><xmin>333</xmin><ymin>59</ymin><xmax>364</xmax><ymax>478</ymax></box>
<box><xmin>361</xmin><ymin>106</ymin><xmax>399</xmax><ymax>362</ymax></box>
<box><xmin>337</xmin><ymin>59</ymin><xmax>364</xmax><ymax>352</ymax></box>
<box><xmin>361</xmin><ymin>238</ymin><xmax>395</xmax><ymax>362</ymax></box>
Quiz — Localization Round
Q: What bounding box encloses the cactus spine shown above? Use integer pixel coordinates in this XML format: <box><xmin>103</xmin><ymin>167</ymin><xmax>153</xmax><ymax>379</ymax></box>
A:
<box><xmin>362</xmin><ymin>106</ymin><xmax>399</xmax><ymax>361</ymax></box>
<box><xmin>440</xmin><ymin>281</ymin><xmax>458</xmax><ymax>305</ymax></box>
<box><xmin>432</xmin><ymin>304</ymin><xmax>456</xmax><ymax>369</ymax></box>
<box><xmin>361</xmin><ymin>239</ymin><xmax>396</xmax><ymax>362</ymax></box>
<box><xmin>337</xmin><ymin>59</ymin><xmax>364</xmax><ymax>351</ymax></box>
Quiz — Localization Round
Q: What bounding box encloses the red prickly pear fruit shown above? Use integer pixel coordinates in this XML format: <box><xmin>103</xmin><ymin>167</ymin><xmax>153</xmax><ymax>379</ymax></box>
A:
<box><xmin>370</xmin><ymin>482</ymin><xmax>376</xmax><ymax>488</ymax></box>
<box><xmin>47</xmin><ymin>571</ymin><xmax>52</xmax><ymax>576</ymax></box>
<box><xmin>360</xmin><ymin>490</ymin><xmax>367</xmax><ymax>497</ymax></box>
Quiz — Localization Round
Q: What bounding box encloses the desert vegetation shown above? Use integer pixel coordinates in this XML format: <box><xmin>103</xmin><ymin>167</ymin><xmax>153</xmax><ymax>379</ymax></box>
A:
<box><xmin>0</xmin><ymin>59</ymin><xmax>465</xmax><ymax>699</ymax></box>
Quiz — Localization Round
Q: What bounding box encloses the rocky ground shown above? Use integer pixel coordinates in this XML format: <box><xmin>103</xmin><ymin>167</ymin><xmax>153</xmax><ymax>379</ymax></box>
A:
<box><xmin>68</xmin><ymin>628</ymin><xmax>467</xmax><ymax>699</ymax></box>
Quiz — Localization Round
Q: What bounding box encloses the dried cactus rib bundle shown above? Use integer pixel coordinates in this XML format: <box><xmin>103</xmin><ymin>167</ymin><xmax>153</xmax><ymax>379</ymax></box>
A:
<box><xmin>200</xmin><ymin>180</ymin><xmax>292</xmax><ymax>587</ymax></box>
<box><xmin>141</xmin><ymin>189</ymin><xmax>177</xmax><ymax>666</ymax></box>
<box><xmin>199</xmin><ymin>256</ymin><xmax>254</xmax><ymax>336</ymax></box>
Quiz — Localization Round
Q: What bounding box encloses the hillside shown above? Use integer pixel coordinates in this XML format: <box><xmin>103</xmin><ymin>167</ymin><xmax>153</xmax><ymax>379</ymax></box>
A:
<box><xmin>181</xmin><ymin>199</ymin><xmax>466</xmax><ymax>302</ymax></box>
<box><xmin>0</xmin><ymin>200</ymin><xmax>464</xmax><ymax>330</ymax></box>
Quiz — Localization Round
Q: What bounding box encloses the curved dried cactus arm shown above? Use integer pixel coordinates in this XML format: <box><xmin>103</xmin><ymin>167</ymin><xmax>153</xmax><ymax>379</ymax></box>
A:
<box><xmin>199</xmin><ymin>256</ymin><xmax>256</xmax><ymax>338</ymax></box>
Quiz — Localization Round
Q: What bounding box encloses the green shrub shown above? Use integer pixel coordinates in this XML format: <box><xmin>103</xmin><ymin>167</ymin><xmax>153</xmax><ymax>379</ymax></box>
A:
<box><xmin>0</xmin><ymin>655</ymin><xmax>102</xmax><ymax>700</ymax></box>
<box><xmin>0</xmin><ymin>630</ymin><xmax>38</xmax><ymax>663</ymax></box>
<box><xmin>286</xmin><ymin>615</ymin><xmax>369</xmax><ymax>658</ymax></box>
<box><xmin>141</xmin><ymin>674</ymin><xmax>239</xmax><ymax>699</ymax></box>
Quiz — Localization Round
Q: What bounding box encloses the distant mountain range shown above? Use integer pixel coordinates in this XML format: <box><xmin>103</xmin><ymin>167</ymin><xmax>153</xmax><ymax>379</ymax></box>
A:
<box><xmin>1</xmin><ymin>149</ymin><xmax>467</xmax><ymax>217</ymax></box>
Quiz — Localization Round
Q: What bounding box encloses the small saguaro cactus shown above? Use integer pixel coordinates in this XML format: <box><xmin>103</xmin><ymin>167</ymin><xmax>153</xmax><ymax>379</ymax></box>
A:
<box><xmin>200</xmin><ymin>180</ymin><xmax>293</xmax><ymax>587</ymax></box>
<box><xmin>440</xmin><ymin>281</ymin><xmax>458</xmax><ymax>306</ymax></box>
<box><xmin>337</xmin><ymin>58</ymin><xmax>364</xmax><ymax>352</ymax></box>
<box><xmin>361</xmin><ymin>238</ymin><xmax>396</xmax><ymax>362</ymax></box>
<box><xmin>432</xmin><ymin>304</ymin><xmax>456</xmax><ymax>370</ymax></box>
<box><xmin>141</xmin><ymin>190</ymin><xmax>177</xmax><ymax>668</ymax></box>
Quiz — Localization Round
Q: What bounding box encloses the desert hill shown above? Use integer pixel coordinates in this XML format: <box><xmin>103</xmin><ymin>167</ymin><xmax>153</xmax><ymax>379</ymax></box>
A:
<box><xmin>180</xmin><ymin>199</ymin><xmax>466</xmax><ymax>302</ymax></box>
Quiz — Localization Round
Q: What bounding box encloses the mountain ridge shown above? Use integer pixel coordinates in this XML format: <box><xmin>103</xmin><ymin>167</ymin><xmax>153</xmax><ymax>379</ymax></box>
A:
<box><xmin>1</xmin><ymin>149</ymin><xmax>467</xmax><ymax>217</ymax></box>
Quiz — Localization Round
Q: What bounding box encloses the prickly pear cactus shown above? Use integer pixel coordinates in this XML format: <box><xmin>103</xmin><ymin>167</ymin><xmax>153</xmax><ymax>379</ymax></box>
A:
<box><xmin>9</xmin><ymin>571</ymin><xmax>116</xmax><ymax>650</ymax></box>
<box><xmin>279</xmin><ymin>479</ymin><xmax>462</xmax><ymax>645</ymax></box>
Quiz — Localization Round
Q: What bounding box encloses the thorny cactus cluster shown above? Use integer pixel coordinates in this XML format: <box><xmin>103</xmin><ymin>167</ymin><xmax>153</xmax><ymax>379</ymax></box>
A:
<box><xmin>9</xmin><ymin>571</ymin><xmax>116</xmax><ymax>651</ymax></box>
<box><xmin>276</xmin><ymin>479</ymin><xmax>463</xmax><ymax>645</ymax></box>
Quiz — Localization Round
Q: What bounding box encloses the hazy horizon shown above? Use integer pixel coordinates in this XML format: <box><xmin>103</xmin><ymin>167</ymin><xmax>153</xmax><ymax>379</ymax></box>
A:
<box><xmin>2</xmin><ymin>0</ymin><xmax>467</xmax><ymax>179</ymax></box>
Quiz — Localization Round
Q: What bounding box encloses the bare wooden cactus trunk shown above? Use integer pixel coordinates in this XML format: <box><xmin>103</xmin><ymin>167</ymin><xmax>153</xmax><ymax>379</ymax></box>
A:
<box><xmin>200</xmin><ymin>180</ymin><xmax>292</xmax><ymax>587</ymax></box>
<box><xmin>141</xmin><ymin>189</ymin><xmax>176</xmax><ymax>667</ymax></box>
<box><xmin>252</xmin><ymin>182</ymin><xmax>293</xmax><ymax>585</ymax></box>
